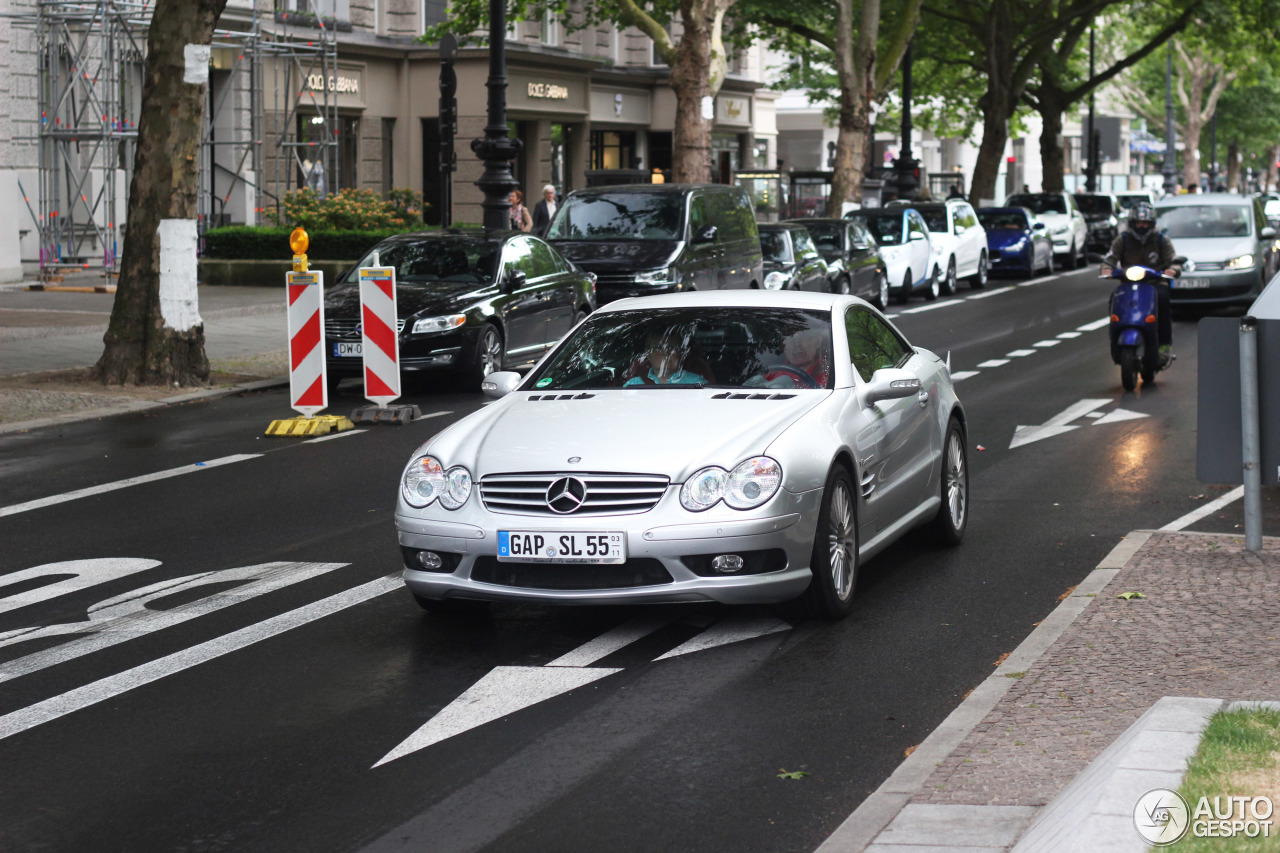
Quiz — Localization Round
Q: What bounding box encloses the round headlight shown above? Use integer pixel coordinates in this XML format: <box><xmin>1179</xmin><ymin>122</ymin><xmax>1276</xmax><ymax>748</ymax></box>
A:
<box><xmin>402</xmin><ymin>456</ymin><xmax>446</xmax><ymax>507</ymax></box>
<box><xmin>440</xmin><ymin>466</ymin><xmax>473</xmax><ymax>509</ymax></box>
<box><xmin>725</xmin><ymin>457</ymin><xmax>783</xmax><ymax>509</ymax></box>
<box><xmin>681</xmin><ymin>467</ymin><xmax>727</xmax><ymax>511</ymax></box>
<box><xmin>764</xmin><ymin>271</ymin><xmax>787</xmax><ymax>290</ymax></box>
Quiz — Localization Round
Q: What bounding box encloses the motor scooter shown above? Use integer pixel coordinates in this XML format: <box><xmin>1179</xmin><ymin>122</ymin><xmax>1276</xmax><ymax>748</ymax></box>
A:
<box><xmin>1105</xmin><ymin>261</ymin><xmax>1183</xmax><ymax>391</ymax></box>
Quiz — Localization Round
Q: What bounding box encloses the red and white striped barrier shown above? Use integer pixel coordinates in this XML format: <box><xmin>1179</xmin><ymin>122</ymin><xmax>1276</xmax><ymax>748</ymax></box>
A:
<box><xmin>286</xmin><ymin>270</ymin><xmax>328</xmax><ymax>417</ymax></box>
<box><xmin>358</xmin><ymin>266</ymin><xmax>401</xmax><ymax>407</ymax></box>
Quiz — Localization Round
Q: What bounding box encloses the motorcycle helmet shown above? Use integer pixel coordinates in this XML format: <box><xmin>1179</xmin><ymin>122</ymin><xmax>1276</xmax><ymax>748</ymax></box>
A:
<box><xmin>1128</xmin><ymin>201</ymin><xmax>1156</xmax><ymax>239</ymax></box>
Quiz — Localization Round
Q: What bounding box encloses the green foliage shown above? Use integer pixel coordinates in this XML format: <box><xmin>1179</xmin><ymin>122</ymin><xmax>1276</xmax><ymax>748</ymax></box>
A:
<box><xmin>268</xmin><ymin>188</ymin><xmax>428</xmax><ymax>231</ymax></box>
<box><xmin>202</xmin><ymin>226</ymin><xmax>425</xmax><ymax>261</ymax></box>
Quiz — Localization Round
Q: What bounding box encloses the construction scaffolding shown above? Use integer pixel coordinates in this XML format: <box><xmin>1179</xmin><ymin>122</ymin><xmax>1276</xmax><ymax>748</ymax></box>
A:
<box><xmin>7</xmin><ymin>0</ymin><xmax>341</xmax><ymax>279</ymax></box>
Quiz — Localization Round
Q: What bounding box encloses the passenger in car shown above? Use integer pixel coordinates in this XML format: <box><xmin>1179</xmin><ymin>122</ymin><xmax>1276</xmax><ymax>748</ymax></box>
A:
<box><xmin>763</xmin><ymin>328</ymin><xmax>831</xmax><ymax>388</ymax></box>
<box><xmin>623</xmin><ymin>331</ymin><xmax>709</xmax><ymax>386</ymax></box>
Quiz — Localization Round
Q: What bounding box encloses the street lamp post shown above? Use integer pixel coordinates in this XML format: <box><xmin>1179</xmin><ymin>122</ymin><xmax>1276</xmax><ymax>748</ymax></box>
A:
<box><xmin>470</xmin><ymin>0</ymin><xmax>522</xmax><ymax>230</ymax></box>
<box><xmin>893</xmin><ymin>40</ymin><xmax>919</xmax><ymax>200</ymax></box>
<box><xmin>1162</xmin><ymin>44</ymin><xmax>1178</xmax><ymax>196</ymax></box>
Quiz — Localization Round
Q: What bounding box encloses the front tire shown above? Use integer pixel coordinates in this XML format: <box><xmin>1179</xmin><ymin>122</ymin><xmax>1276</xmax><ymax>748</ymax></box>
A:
<box><xmin>941</xmin><ymin>259</ymin><xmax>957</xmax><ymax>296</ymax></box>
<box><xmin>970</xmin><ymin>253</ymin><xmax>988</xmax><ymax>289</ymax></box>
<box><xmin>465</xmin><ymin>323</ymin><xmax>503</xmax><ymax>390</ymax></box>
<box><xmin>929</xmin><ymin>419</ymin><xmax>969</xmax><ymax>546</ymax></box>
<box><xmin>1119</xmin><ymin>346</ymin><xmax>1139</xmax><ymax>391</ymax></box>
<box><xmin>924</xmin><ymin>266</ymin><xmax>940</xmax><ymax>301</ymax></box>
<box><xmin>793</xmin><ymin>466</ymin><xmax>858</xmax><ymax>619</ymax></box>
<box><xmin>895</xmin><ymin>271</ymin><xmax>912</xmax><ymax>305</ymax></box>
<box><xmin>875</xmin><ymin>272</ymin><xmax>890</xmax><ymax>309</ymax></box>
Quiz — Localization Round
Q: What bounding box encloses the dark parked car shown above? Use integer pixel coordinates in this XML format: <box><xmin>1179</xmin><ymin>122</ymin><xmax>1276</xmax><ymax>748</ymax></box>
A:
<box><xmin>758</xmin><ymin>222</ymin><xmax>829</xmax><ymax>292</ymax></box>
<box><xmin>786</xmin><ymin>217</ymin><xmax>889</xmax><ymax>307</ymax></box>
<box><xmin>546</xmin><ymin>183</ymin><xmax>763</xmax><ymax>304</ymax></box>
<box><xmin>323</xmin><ymin>230</ymin><xmax>596</xmax><ymax>392</ymax></box>
<box><xmin>977</xmin><ymin>207</ymin><xmax>1054</xmax><ymax>278</ymax></box>
<box><xmin>1073</xmin><ymin>192</ymin><xmax>1123</xmax><ymax>254</ymax></box>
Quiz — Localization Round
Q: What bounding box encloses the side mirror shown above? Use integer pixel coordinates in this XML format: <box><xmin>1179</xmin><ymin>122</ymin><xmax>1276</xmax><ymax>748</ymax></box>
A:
<box><xmin>481</xmin><ymin>371</ymin><xmax>523</xmax><ymax>399</ymax></box>
<box><xmin>852</xmin><ymin>242</ymin><xmax>870</xmax><ymax>252</ymax></box>
<box><xmin>863</xmin><ymin>368</ymin><xmax>921</xmax><ymax>405</ymax></box>
<box><xmin>693</xmin><ymin>224</ymin><xmax>718</xmax><ymax>244</ymax></box>
<box><xmin>1262</xmin><ymin>226</ymin><xmax>1276</xmax><ymax>239</ymax></box>
<box><xmin>910</xmin><ymin>231</ymin><xmax>926</xmax><ymax>242</ymax></box>
<box><xmin>504</xmin><ymin>269</ymin><xmax>527</xmax><ymax>291</ymax></box>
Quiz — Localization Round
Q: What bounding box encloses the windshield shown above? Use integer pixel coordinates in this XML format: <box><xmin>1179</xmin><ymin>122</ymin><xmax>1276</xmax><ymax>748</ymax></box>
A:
<box><xmin>1007</xmin><ymin>194</ymin><xmax>1067</xmax><ymax>215</ymax></box>
<box><xmin>1073</xmin><ymin>196</ymin><xmax>1114</xmax><ymax>215</ymax></box>
<box><xmin>978</xmin><ymin>211</ymin><xmax>1029</xmax><ymax>231</ymax></box>
<box><xmin>914</xmin><ymin>207</ymin><xmax>948</xmax><ymax>232</ymax></box>
<box><xmin>1116</xmin><ymin>195</ymin><xmax>1152</xmax><ymax>211</ymax></box>
<box><xmin>759</xmin><ymin>230</ymin><xmax>793</xmax><ymax>262</ymax></box>
<box><xmin>804</xmin><ymin>222</ymin><xmax>843</xmax><ymax>255</ymax></box>
<box><xmin>342</xmin><ymin>238</ymin><xmax>500</xmax><ymax>285</ymax></box>
<box><xmin>546</xmin><ymin>193</ymin><xmax>685</xmax><ymax>241</ymax></box>
<box><xmin>1157</xmin><ymin>204</ymin><xmax>1252</xmax><ymax>239</ymax></box>
<box><xmin>1265</xmin><ymin>199</ymin><xmax>1280</xmax><ymax>218</ymax></box>
<box><xmin>855</xmin><ymin>215</ymin><xmax>904</xmax><ymax>245</ymax></box>
<box><xmin>525</xmin><ymin>307</ymin><xmax>835</xmax><ymax>391</ymax></box>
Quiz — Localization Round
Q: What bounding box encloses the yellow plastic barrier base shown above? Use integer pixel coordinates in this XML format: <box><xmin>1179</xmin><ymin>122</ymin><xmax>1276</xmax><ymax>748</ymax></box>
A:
<box><xmin>264</xmin><ymin>414</ymin><xmax>356</xmax><ymax>437</ymax></box>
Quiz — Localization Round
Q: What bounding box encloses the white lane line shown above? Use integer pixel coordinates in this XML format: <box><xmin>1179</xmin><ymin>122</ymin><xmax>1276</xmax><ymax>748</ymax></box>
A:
<box><xmin>0</xmin><ymin>575</ymin><xmax>400</xmax><ymax>743</ymax></box>
<box><xmin>1033</xmin><ymin>339</ymin><xmax>1062</xmax><ymax>348</ymax></box>
<box><xmin>1057</xmin><ymin>331</ymin><xmax>1083</xmax><ymax>339</ymax></box>
<box><xmin>1078</xmin><ymin>317</ymin><xmax>1111</xmax><ymax>331</ymax></box>
<box><xmin>965</xmin><ymin>286</ymin><xmax>1018</xmax><ymax>301</ymax></box>
<box><xmin>899</xmin><ymin>301</ymin><xmax>960</xmax><ymax>315</ymax></box>
<box><xmin>950</xmin><ymin>371</ymin><xmax>980</xmax><ymax>382</ymax></box>
<box><xmin>544</xmin><ymin>614</ymin><xmax>676</xmax><ymax>667</ymax></box>
<box><xmin>977</xmin><ymin>359</ymin><xmax>1010</xmax><ymax>368</ymax></box>
<box><xmin>1006</xmin><ymin>349</ymin><xmax>1036</xmax><ymax>357</ymax></box>
<box><xmin>1161</xmin><ymin>486</ymin><xmax>1245</xmax><ymax>532</ymax></box>
<box><xmin>0</xmin><ymin>454</ymin><xmax>263</xmax><ymax>519</ymax></box>
<box><xmin>304</xmin><ymin>429</ymin><xmax>368</xmax><ymax>444</ymax></box>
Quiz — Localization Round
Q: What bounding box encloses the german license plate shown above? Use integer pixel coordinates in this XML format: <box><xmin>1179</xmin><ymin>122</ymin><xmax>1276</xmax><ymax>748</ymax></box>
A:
<box><xmin>334</xmin><ymin>342</ymin><xmax>362</xmax><ymax>357</ymax></box>
<box><xmin>1177</xmin><ymin>278</ymin><xmax>1211</xmax><ymax>289</ymax></box>
<box><xmin>497</xmin><ymin>530</ymin><xmax>626</xmax><ymax>563</ymax></box>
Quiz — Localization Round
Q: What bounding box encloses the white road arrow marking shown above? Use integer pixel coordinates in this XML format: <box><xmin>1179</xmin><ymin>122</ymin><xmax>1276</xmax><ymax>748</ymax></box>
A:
<box><xmin>1009</xmin><ymin>398</ymin><xmax>1111</xmax><ymax>449</ymax></box>
<box><xmin>654</xmin><ymin>612</ymin><xmax>791</xmax><ymax>661</ymax></box>
<box><xmin>1093</xmin><ymin>408</ymin><xmax>1150</xmax><ymax>425</ymax></box>
<box><xmin>0</xmin><ymin>558</ymin><xmax>161</xmax><ymax>615</ymax></box>
<box><xmin>545</xmin><ymin>614</ymin><xmax>676</xmax><ymax>667</ymax></box>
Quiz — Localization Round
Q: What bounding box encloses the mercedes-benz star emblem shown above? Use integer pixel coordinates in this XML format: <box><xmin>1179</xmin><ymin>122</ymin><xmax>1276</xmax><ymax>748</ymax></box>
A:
<box><xmin>546</xmin><ymin>476</ymin><xmax>587</xmax><ymax>514</ymax></box>
<box><xmin>567</xmin><ymin>456</ymin><xmax>581</xmax><ymax>463</ymax></box>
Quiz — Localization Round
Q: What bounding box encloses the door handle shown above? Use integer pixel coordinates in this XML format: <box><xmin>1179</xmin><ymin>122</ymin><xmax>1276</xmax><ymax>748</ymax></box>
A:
<box><xmin>917</xmin><ymin>390</ymin><xmax>929</xmax><ymax>407</ymax></box>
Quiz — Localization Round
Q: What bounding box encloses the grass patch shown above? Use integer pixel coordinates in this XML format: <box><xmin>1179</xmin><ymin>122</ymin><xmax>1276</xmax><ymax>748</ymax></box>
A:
<box><xmin>1170</xmin><ymin>707</ymin><xmax>1280</xmax><ymax>850</ymax></box>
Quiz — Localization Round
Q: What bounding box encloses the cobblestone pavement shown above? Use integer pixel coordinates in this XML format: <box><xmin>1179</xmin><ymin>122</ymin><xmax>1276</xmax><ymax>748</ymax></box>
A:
<box><xmin>916</xmin><ymin>530</ymin><xmax>1280</xmax><ymax>809</ymax></box>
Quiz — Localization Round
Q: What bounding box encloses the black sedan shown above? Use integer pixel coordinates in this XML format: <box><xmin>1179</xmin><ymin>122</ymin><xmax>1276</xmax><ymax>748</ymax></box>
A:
<box><xmin>788</xmin><ymin>217</ymin><xmax>889</xmax><ymax>308</ymax></box>
<box><xmin>758</xmin><ymin>222</ymin><xmax>829</xmax><ymax>292</ymax></box>
<box><xmin>323</xmin><ymin>230</ymin><xmax>596</xmax><ymax>392</ymax></box>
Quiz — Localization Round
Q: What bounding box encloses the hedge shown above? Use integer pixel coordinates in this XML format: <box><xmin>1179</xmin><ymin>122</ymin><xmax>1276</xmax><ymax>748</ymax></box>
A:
<box><xmin>200</xmin><ymin>226</ymin><xmax>425</xmax><ymax>261</ymax></box>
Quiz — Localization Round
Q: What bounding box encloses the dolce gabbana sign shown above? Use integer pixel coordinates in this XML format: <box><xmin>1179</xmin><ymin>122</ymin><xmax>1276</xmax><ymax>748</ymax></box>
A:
<box><xmin>298</xmin><ymin>64</ymin><xmax>365</xmax><ymax>109</ymax></box>
<box><xmin>306</xmin><ymin>73</ymin><xmax>360</xmax><ymax>95</ymax></box>
<box><xmin>528</xmin><ymin>82</ymin><xmax>570</xmax><ymax>100</ymax></box>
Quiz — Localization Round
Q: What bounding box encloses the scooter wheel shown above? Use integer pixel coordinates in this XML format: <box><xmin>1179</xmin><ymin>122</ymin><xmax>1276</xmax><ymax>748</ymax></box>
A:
<box><xmin>1119</xmin><ymin>347</ymin><xmax>1139</xmax><ymax>391</ymax></box>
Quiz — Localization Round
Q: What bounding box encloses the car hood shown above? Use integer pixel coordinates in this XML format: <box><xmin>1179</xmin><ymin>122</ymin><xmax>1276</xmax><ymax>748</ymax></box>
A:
<box><xmin>986</xmin><ymin>230</ymin><xmax>1029</xmax><ymax>249</ymax></box>
<box><xmin>549</xmin><ymin>240</ymin><xmax>682</xmax><ymax>273</ymax></box>
<box><xmin>1174</xmin><ymin>236</ymin><xmax>1257</xmax><ymax>263</ymax></box>
<box><xmin>426</xmin><ymin>390</ymin><xmax>828</xmax><ymax>482</ymax></box>
<box><xmin>1035</xmin><ymin>212</ymin><xmax>1073</xmax><ymax>228</ymax></box>
<box><xmin>324</xmin><ymin>280</ymin><xmax>497</xmax><ymax>320</ymax></box>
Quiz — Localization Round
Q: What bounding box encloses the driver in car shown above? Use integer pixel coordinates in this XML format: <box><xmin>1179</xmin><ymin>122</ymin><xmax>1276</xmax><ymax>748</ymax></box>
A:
<box><xmin>624</xmin><ymin>331</ymin><xmax>708</xmax><ymax>386</ymax></box>
<box><xmin>762</xmin><ymin>328</ymin><xmax>831</xmax><ymax>388</ymax></box>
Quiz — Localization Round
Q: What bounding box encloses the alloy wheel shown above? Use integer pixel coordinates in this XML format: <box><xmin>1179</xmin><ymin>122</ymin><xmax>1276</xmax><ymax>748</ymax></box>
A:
<box><xmin>479</xmin><ymin>327</ymin><xmax>502</xmax><ymax>378</ymax></box>
<box><xmin>944</xmin><ymin>429</ymin><xmax>967</xmax><ymax>531</ymax></box>
<box><xmin>827</xmin><ymin>480</ymin><xmax>856</xmax><ymax>600</ymax></box>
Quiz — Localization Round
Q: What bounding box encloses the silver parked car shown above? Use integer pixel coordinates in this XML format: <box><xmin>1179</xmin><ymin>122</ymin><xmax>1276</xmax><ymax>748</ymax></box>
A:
<box><xmin>1155</xmin><ymin>194</ymin><xmax>1279</xmax><ymax>307</ymax></box>
<box><xmin>395</xmin><ymin>290</ymin><xmax>968</xmax><ymax>619</ymax></box>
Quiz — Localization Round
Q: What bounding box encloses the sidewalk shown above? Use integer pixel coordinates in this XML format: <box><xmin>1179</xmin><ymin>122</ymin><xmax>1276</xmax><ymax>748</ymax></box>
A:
<box><xmin>0</xmin><ymin>272</ymin><xmax>289</xmax><ymax>432</ymax></box>
<box><xmin>821</xmin><ymin>528</ymin><xmax>1280</xmax><ymax>852</ymax></box>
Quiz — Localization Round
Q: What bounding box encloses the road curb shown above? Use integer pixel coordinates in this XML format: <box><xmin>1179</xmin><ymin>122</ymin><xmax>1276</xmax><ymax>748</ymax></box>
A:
<box><xmin>0</xmin><ymin>375</ymin><xmax>289</xmax><ymax>435</ymax></box>
<box><xmin>815</xmin><ymin>530</ymin><xmax>1156</xmax><ymax>852</ymax></box>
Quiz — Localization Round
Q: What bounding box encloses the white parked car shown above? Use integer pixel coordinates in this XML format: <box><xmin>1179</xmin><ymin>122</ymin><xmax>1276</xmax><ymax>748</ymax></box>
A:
<box><xmin>1005</xmin><ymin>192</ymin><xmax>1089</xmax><ymax>268</ymax></box>
<box><xmin>395</xmin><ymin>290</ymin><xmax>969</xmax><ymax>620</ymax></box>
<box><xmin>846</xmin><ymin>207</ymin><xmax>939</xmax><ymax>303</ymax></box>
<box><xmin>891</xmin><ymin>200</ymin><xmax>990</xmax><ymax>293</ymax></box>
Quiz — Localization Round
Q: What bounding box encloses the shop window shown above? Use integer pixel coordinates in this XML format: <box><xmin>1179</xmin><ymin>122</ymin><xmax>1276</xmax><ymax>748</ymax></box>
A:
<box><xmin>648</xmin><ymin>131</ymin><xmax>672</xmax><ymax>174</ymax></box>
<box><xmin>591</xmin><ymin>130</ymin><xmax>636</xmax><ymax>170</ymax></box>
<box><xmin>422</xmin><ymin>0</ymin><xmax>447</xmax><ymax>28</ymax></box>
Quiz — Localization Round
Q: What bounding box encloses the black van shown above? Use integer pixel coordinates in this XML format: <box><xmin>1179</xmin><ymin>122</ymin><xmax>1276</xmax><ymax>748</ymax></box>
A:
<box><xmin>545</xmin><ymin>183</ymin><xmax>763</xmax><ymax>304</ymax></box>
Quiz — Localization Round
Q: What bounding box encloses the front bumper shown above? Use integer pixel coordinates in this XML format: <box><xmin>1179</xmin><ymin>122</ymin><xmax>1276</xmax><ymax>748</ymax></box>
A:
<box><xmin>325</xmin><ymin>326</ymin><xmax>478</xmax><ymax>377</ymax></box>
<box><xmin>1169</xmin><ymin>267</ymin><xmax>1265</xmax><ymax>305</ymax></box>
<box><xmin>395</xmin><ymin>487</ymin><xmax>823</xmax><ymax>606</ymax></box>
<box><xmin>989</xmin><ymin>246</ymin><xmax>1031</xmax><ymax>272</ymax></box>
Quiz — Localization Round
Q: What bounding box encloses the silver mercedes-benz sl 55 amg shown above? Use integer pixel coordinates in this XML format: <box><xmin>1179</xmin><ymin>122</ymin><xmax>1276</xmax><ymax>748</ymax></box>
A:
<box><xmin>395</xmin><ymin>289</ymin><xmax>967</xmax><ymax>619</ymax></box>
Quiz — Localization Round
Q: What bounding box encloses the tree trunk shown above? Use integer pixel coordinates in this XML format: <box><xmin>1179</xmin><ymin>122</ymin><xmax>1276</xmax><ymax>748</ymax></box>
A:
<box><xmin>1036</xmin><ymin>88</ymin><xmax>1068</xmax><ymax>193</ymax></box>
<box><xmin>970</xmin><ymin>96</ymin><xmax>1010</xmax><ymax>205</ymax></box>
<box><xmin>1265</xmin><ymin>145</ymin><xmax>1278</xmax><ymax>192</ymax></box>
<box><xmin>827</xmin><ymin>0</ymin><xmax>874</xmax><ymax>215</ymax></box>
<box><xmin>93</xmin><ymin>0</ymin><xmax>227</xmax><ymax>386</ymax></box>
<box><xmin>1225</xmin><ymin>140</ymin><xmax>1240</xmax><ymax>192</ymax></box>
<box><xmin>669</xmin><ymin>5</ymin><xmax>714</xmax><ymax>183</ymax></box>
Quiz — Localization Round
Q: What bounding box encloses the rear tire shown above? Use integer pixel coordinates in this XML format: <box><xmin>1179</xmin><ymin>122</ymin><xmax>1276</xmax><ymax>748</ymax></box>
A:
<box><xmin>895</xmin><ymin>271</ymin><xmax>912</xmax><ymax>305</ymax></box>
<box><xmin>970</xmin><ymin>253</ymin><xmax>988</xmax><ymax>289</ymax></box>
<box><xmin>929</xmin><ymin>419</ymin><xmax>969</xmax><ymax>546</ymax></box>
<box><xmin>834</xmin><ymin>274</ymin><xmax>852</xmax><ymax>295</ymax></box>
<box><xmin>1119</xmin><ymin>346</ymin><xmax>1139</xmax><ymax>391</ymax></box>
<box><xmin>793</xmin><ymin>466</ymin><xmax>858</xmax><ymax>620</ymax></box>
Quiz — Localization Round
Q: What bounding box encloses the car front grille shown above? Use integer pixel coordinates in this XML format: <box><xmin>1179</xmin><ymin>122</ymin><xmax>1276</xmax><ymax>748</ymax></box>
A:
<box><xmin>325</xmin><ymin>317</ymin><xmax>407</xmax><ymax>338</ymax></box>
<box><xmin>1189</xmin><ymin>261</ymin><xmax>1227</xmax><ymax>271</ymax></box>
<box><xmin>479</xmin><ymin>472</ymin><xmax>669</xmax><ymax>516</ymax></box>
<box><xmin>591</xmin><ymin>272</ymin><xmax>637</xmax><ymax>288</ymax></box>
<box><xmin>469</xmin><ymin>556</ymin><xmax>673</xmax><ymax>589</ymax></box>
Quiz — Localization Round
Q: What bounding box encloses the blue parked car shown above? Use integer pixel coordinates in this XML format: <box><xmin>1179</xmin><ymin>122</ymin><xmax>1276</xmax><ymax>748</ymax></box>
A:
<box><xmin>977</xmin><ymin>207</ymin><xmax>1054</xmax><ymax>278</ymax></box>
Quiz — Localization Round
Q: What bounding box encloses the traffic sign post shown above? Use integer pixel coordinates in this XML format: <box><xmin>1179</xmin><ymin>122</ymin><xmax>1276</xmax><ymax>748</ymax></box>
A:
<box><xmin>350</xmin><ymin>263</ymin><xmax>419</xmax><ymax>425</ymax></box>
<box><xmin>266</xmin><ymin>227</ymin><xmax>354</xmax><ymax>436</ymax></box>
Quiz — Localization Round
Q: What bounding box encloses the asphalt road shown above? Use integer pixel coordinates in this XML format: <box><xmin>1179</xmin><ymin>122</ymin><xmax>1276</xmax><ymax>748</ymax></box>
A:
<box><xmin>1</xmin><ymin>265</ymin><xmax>1275</xmax><ymax>853</ymax></box>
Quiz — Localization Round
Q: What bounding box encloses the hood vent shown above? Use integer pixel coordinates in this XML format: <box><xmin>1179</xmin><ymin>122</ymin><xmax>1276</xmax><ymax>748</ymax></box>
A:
<box><xmin>710</xmin><ymin>392</ymin><xmax>797</xmax><ymax>401</ymax></box>
<box><xmin>527</xmin><ymin>393</ymin><xmax>596</xmax><ymax>401</ymax></box>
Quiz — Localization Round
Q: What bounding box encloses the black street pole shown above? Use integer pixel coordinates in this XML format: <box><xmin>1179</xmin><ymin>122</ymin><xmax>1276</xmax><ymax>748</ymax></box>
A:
<box><xmin>893</xmin><ymin>40</ymin><xmax>919</xmax><ymax>200</ymax></box>
<box><xmin>471</xmin><ymin>0</ymin><xmax>521</xmax><ymax>230</ymax></box>
<box><xmin>1162</xmin><ymin>44</ymin><xmax>1178</xmax><ymax>196</ymax></box>
<box><xmin>1084</xmin><ymin>28</ymin><xmax>1097</xmax><ymax>193</ymax></box>
<box><xmin>439</xmin><ymin>33</ymin><xmax>458</xmax><ymax>228</ymax></box>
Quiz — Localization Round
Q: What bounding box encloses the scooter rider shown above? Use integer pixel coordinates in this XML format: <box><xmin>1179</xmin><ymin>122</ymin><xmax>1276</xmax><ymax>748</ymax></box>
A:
<box><xmin>1100</xmin><ymin>201</ymin><xmax>1182</xmax><ymax>360</ymax></box>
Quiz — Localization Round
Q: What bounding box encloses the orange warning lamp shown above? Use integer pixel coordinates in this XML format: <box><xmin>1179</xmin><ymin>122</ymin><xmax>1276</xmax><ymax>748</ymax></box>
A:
<box><xmin>290</xmin><ymin>226</ymin><xmax>310</xmax><ymax>272</ymax></box>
